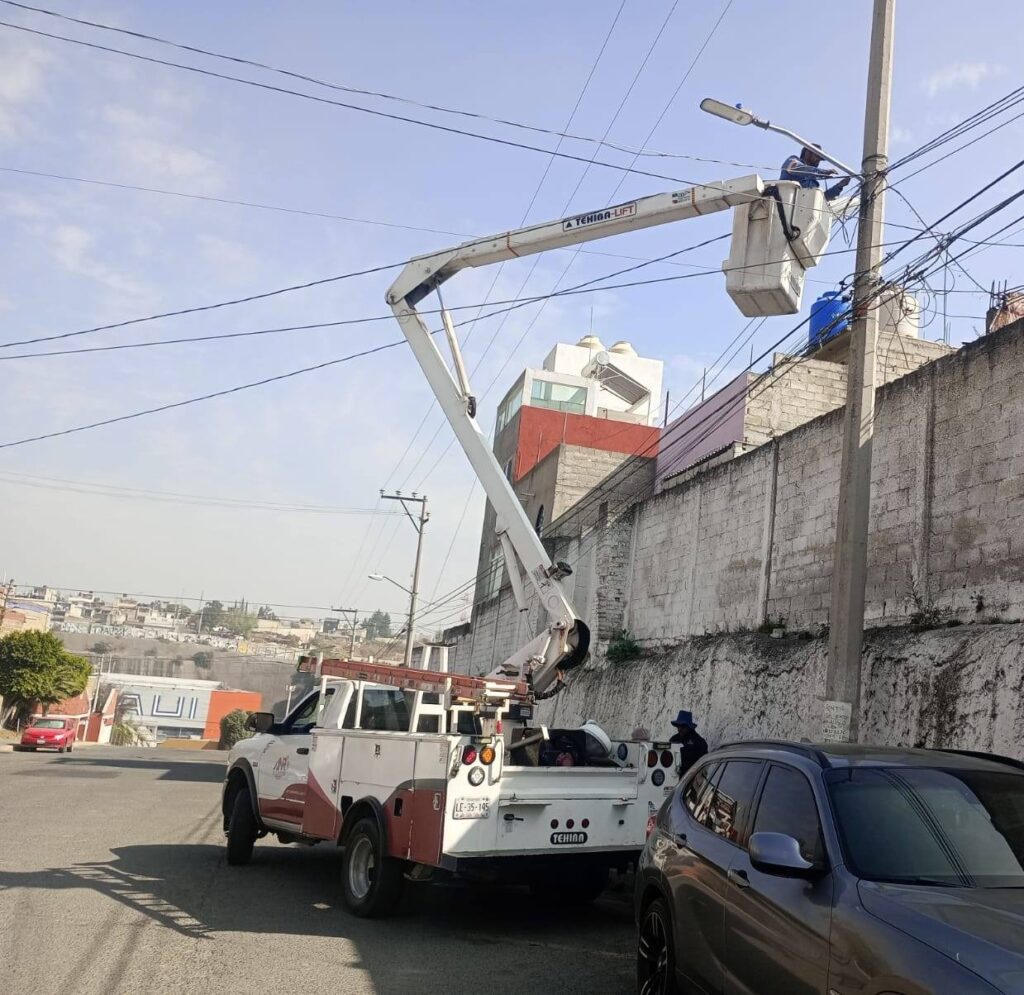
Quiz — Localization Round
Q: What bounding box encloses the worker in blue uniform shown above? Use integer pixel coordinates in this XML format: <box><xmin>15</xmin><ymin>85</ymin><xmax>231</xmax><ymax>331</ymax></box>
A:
<box><xmin>780</xmin><ymin>145</ymin><xmax>851</xmax><ymax>201</ymax></box>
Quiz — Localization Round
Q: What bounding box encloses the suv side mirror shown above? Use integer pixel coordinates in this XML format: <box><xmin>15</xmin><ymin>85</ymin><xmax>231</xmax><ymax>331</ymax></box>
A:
<box><xmin>749</xmin><ymin>832</ymin><xmax>819</xmax><ymax>877</ymax></box>
<box><xmin>247</xmin><ymin>711</ymin><xmax>275</xmax><ymax>734</ymax></box>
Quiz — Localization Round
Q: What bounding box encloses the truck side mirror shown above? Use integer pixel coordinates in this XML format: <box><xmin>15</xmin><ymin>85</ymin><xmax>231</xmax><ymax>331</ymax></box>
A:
<box><xmin>247</xmin><ymin>712</ymin><xmax>275</xmax><ymax>734</ymax></box>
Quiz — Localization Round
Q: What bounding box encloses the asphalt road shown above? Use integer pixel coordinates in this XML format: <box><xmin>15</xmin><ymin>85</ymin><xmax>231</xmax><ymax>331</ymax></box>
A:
<box><xmin>0</xmin><ymin>745</ymin><xmax>635</xmax><ymax>994</ymax></box>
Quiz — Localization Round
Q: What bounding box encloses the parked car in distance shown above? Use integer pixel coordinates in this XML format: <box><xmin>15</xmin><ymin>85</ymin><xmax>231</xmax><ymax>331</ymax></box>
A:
<box><xmin>636</xmin><ymin>740</ymin><xmax>1024</xmax><ymax>995</ymax></box>
<box><xmin>19</xmin><ymin>717</ymin><xmax>78</xmax><ymax>753</ymax></box>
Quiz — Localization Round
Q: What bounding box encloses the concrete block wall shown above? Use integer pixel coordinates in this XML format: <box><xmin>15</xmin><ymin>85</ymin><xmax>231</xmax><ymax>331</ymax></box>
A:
<box><xmin>743</xmin><ymin>358</ymin><xmax>847</xmax><ymax>449</ymax></box>
<box><xmin>625</xmin><ymin>322</ymin><xmax>1024</xmax><ymax>639</ymax></box>
<box><xmin>926</xmin><ymin>326</ymin><xmax>1024</xmax><ymax>616</ymax></box>
<box><xmin>764</xmin><ymin>416</ymin><xmax>843</xmax><ymax>627</ymax></box>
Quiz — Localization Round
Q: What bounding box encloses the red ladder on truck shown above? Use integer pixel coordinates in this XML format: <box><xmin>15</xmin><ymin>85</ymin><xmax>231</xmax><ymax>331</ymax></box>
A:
<box><xmin>296</xmin><ymin>654</ymin><xmax>529</xmax><ymax>707</ymax></box>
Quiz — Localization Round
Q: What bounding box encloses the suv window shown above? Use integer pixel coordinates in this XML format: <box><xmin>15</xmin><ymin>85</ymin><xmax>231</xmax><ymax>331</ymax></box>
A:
<box><xmin>684</xmin><ymin>761</ymin><xmax>721</xmax><ymax>825</ymax></box>
<box><xmin>752</xmin><ymin>764</ymin><xmax>824</xmax><ymax>863</ymax></box>
<box><xmin>359</xmin><ymin>689</ymin><xmax>411</xmax><ymax>732</ymax></box>
<box><xmin>707</xmin><ymin>761</ymin><xmax>764</xmax><ymax>844</ymax></box>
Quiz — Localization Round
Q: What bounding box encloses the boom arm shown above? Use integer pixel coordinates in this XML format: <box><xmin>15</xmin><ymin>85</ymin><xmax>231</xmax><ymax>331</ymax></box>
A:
<box><xmin>386</xmin><ymin>175</ymin><xmax>764</xmax><ymax>696</ymax></box>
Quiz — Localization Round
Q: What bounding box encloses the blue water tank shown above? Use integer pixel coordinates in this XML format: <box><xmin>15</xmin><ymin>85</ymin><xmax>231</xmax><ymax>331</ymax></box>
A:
<box><xmin>809</xmin><ymin>291</ymin><xmax>851</xmax><ymax>348</ymax></box>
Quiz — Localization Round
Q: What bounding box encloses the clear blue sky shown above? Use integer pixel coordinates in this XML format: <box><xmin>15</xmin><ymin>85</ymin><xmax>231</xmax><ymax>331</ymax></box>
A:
<box><xmin>0</xmin><ymin>0</ymin><xmax>1019</xmax><ymax>624</ymax></box>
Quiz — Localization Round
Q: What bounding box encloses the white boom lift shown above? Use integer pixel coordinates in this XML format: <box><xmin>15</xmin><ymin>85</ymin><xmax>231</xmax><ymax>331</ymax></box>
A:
<box><xmin>386</xmin><ymin>174</ymin><xmax>837</xmax><ymax>698</ymax></box>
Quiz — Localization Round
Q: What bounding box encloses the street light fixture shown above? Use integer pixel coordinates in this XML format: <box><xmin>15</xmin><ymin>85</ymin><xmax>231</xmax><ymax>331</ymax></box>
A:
<box><xmin>699</xmin><ymin>97</ymin><xmax>756</xmax><ymax>127</ymax></box>
<box><xmin>700</xmin><ymin>96</ymin><xmax>859</xmax><ymax>178</ymax></box>
<box><xmin>368</xmin><ymin>573</ymin><xmax>412</xmax><ymax>595</ymax></box>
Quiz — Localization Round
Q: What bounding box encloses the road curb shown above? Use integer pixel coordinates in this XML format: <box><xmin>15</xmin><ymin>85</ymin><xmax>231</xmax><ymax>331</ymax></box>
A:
<box><xmin>0</xmin><ymin>744</ymin><xmax>16</xmax><ymax>752</ymax></box>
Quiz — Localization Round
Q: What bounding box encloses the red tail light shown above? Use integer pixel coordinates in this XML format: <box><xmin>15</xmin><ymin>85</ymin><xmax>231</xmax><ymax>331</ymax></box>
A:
<box><xmin>462</xmin><ymin>746</ymin><xmax>477</xmax><ymax>764</ymax></box>
<box><xmin>646</xmin><ymin>749</ymin><xmax>658</xmax><ymax>768</ymax></box>
<box><xmin>660</xmin><ymin>750</ymin><xmax>673</xmax><ymax>768</ymax></box>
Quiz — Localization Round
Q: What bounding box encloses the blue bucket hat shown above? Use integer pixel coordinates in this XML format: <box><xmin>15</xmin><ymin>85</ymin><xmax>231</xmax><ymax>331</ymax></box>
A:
<box><xmin>671</xmin><ymin>710</ymin><xmax>695</xmax><ymax>728</ymax></box>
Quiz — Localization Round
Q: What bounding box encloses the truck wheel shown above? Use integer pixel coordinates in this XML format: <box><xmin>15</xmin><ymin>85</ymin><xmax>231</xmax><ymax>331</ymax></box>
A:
<box><xmin>530</xmin><ymin>864</ymin><xmax>608</xmax><ymax>904</ymax></box>
<box><xmin>226</xmin><ymin>787</ymin><xmax>258</xmax><ymax>866</ymax></box>
<box><xmin>341</xmin><ymin>817</ymin><xmax>404</xmax><ymax>918</ymax></box>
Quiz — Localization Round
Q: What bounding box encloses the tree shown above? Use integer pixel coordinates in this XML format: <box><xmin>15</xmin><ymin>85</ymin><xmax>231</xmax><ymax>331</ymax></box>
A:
<box><xmin>257</xmin><ymin>605</ymin><xmax>278</xmax><ymax>620</ymax></box>
<box><xmin>90</xmin><ymin>640</ymin><xmax>113</xmax><ymax>655</ymax></box>
<box><xmin>191</xmin><ymin>651</ymin><xmax>214</xmax><ymax>669</ymax></box>
<box><xmin>220</xmin><ymin>607</ymin><xmax>256</xmax><ymax>638</ymax></box>
<box><xmin>192</xmin><ymin>600</ymin><xmax>224</xmax><ymax>632</ymax></box>
<box><xmin>363</xmin><ymin>609</ymin><xmax>393</xmax><ymax>640</ymax></box>
<box><xmin>218</xmin><ymin>709</ymin><xmax>254</xmax><ymax>749</ymax></box>
<box><xmin>0</xmin><ymin>631</ymin><xmax>91</xmax><ymax>725</ymax></box>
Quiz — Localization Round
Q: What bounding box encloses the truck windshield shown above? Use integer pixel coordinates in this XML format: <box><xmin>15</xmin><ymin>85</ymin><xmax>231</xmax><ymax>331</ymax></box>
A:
<box><xmin>827</xmin><ymin>767</ymin><xmax>1024</xmax><ymax>888</ymax></box>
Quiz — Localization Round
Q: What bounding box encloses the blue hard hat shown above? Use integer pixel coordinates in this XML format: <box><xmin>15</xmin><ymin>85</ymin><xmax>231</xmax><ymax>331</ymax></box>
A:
<box><xmin>671</xmin><ymin>710</ymin><xmax>695</xmax><ymax>728</ymax></box>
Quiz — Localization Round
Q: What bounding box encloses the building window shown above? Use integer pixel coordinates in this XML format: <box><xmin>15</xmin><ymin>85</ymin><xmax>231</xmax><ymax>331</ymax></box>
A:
<box><xmin>496</xmin><ymin>388</ymin><xmax>523</xmax><ymax>432</ymax></box>
<box><xmin>503</xmin><ymin>458</ymin><xmax>514</xmax><ymax>482</ymax></box>
<box><xmin>535</xmin><ymin>504</ymin><xmax>545</xmax><ymax>535</ymax></box>
<box><xmin>530</xmin><ymin>378</ymin><xmax>587</xmax><ymax>414</ymax></box>
<box><xmin>483</xmin><ymin>548</ymin><xmax>504</xmax><ymax>601</ymax></box>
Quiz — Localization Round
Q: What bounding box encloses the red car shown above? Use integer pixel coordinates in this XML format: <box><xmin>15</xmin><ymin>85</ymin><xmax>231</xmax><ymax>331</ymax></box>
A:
<box><xmin>20</xmin><ymin>717</ymin><xmax>77</xmax><ymax>753</ymax></box>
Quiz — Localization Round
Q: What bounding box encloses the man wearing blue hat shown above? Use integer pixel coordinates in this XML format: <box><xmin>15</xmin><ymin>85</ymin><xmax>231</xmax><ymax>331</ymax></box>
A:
<box><xmin>669</xmin><ymin>710</ymin><xmax>708</xmax><ymax>776</ymax></box>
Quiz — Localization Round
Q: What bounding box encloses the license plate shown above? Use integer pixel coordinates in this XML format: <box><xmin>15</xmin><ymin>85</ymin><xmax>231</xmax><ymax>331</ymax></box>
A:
<box><xmin>452</xmin><ymin>798</ymin><xmax>490</xmax><ymax>820</ymax></box>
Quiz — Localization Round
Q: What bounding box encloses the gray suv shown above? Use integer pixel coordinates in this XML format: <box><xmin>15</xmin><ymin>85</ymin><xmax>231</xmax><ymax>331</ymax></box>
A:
<box><xmin>635</xmin><ymin>741</ymin><xmax>1024</xmax><ymax>994</ymax></box>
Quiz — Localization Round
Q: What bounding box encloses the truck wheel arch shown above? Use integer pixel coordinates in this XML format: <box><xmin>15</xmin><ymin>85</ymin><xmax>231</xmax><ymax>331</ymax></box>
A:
<box><xmin>339</xmin><ymin>796</ymin><xmax>388</xmax><ymax>850</ymax></box>
<box><xmin>223</xmin><ymin>762</ymin><xmax>262</xmax><ymax>832</ymax></box>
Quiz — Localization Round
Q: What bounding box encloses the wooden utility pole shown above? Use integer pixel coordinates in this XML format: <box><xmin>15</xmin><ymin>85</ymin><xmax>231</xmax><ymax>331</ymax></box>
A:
<box><xmin>825</xmin><ymin>0</ymin><xmax>896</xmax><ymax>742</ymax></box>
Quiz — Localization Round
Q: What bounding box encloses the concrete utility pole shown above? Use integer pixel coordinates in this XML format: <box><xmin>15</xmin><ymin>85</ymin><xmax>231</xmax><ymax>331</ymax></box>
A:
<box><xmin>825</xmin><ymin>0</ymin><xmax>896</xmax><ymax>743</ymax></box>
<box><xmin>379</xmin><ymin>491</ymin><xmax>429</xmax><ymax>667</ymax></box>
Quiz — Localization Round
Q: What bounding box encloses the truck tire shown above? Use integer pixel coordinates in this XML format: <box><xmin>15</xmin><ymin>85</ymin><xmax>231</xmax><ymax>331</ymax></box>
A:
<box><xmin>530</xmin><ymin>863</ymin><xmax>608</xmax><ymax>904</ymax></box>
<box><xmin>341</xmin><ymin>817</ymin><xmax>404</xmax><ymax>918</ymax></box>
<box><xmin>226</xmin><ymin>787</ymin><xmax>258</xmax><ymax>866</ymax></box>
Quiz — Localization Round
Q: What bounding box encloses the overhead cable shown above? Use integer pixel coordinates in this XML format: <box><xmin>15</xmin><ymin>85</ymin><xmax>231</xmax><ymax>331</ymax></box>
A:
<box><xmin>0</xmin><ymin>0</ymin><xmax>776</xmax><ymax>171</ymax></box>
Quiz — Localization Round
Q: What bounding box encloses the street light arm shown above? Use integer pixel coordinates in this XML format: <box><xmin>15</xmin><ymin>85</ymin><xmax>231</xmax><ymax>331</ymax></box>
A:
<box><xmin>368</xmin><ymin>574</ymin><xmax>412</xmax><ymax>596</ymax></box>
<box><xmin>755</xmin><ymin>119</ymin><xmax>860</xmax><ymax>178</ymax></box>
<box><xmin>699</xmin><ymin>96</ymin><xmax>859</xmax><ymax>178</ymax></box>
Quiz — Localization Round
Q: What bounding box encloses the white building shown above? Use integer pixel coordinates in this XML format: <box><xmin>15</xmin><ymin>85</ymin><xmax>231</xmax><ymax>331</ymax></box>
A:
<box><xmin>496</xmin><ymin>335</ymin><xmax>664</xmax><ymax>434</ymax></box>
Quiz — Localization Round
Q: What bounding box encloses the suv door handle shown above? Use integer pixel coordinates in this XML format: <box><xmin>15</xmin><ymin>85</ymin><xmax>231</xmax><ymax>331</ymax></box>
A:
<box><xmin>727</xmin><ymin>868</ymin><xmax>750</xmax><ymax>888</ymax></box>
<box><xmin>296</xmin><ymin>747</ymin><xmax>310</xmax><ymax>756</ymax></box>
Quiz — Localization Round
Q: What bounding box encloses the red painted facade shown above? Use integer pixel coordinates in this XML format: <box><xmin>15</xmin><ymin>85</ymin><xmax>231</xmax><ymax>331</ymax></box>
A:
<box><xmin>511</xmin><ymin>405</ymin><xmax>660</xmax><ymax>481</ymax></box>
<box><xmin>203</xmin><ymin>689</ymin><xmax>264</xmax><ymax>741</ymax></box>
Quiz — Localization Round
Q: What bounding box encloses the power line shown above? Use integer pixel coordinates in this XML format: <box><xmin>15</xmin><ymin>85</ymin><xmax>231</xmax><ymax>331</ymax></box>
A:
<box><xmin>0</xmin><ymin>316</ymin><xmax>399</xmax><ymax>360</ymax></box>
<box><xmin>0</xmin><ymin>260</ymin><xmax>404</xmax><ymax>350</ymax></box>
<box><xmin>0</xmin><ymin>0</ymin><xmax>777</xmax><ymax>172</ymax></box>
<box><xmin>0</xmin><ymin>338</ymin><xmax>404</xmax><ymax>450</ymax></box>
<box><xmin>0</xmin><ymin>164</ymin><xmax>468</xmax><ymax>234</ymax></box>
<box><xmin>0</xmin><ymin>469</ymin><xmax>406</xmax><ymax>515</ymax></box>
<box><xmin>0</xmin><ymin>18</ymin><xmax>739</xmax><ymax>191</ymax></box>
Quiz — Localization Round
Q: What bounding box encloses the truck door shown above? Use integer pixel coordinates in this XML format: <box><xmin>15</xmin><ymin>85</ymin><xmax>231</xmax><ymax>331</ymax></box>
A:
<box><xmin>302</xmin><ymin>685</ymin><xmax>358</xmax><ymax>841</ymax></box>
<box><xmin>257</xmin><ymin>690</ymin><xmax>326</xmax><ymax>827</ymax></box>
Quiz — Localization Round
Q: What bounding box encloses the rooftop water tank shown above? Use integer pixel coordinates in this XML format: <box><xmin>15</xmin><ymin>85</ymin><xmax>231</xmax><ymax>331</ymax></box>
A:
<box><xmin>809</xmin><ymin>291</ymin><xmax>851</xmax><ymax>348</ymax></box>
<box><xmin>609</xmin><ymin>340</ymin><xmax>637</xmax><ymax>357</ymax></box>
<box><xmin>576</xmin><ymin>334</ymin><xmax>605</xmax><ymax>351</ymax></box>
